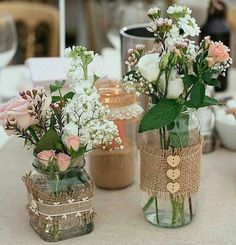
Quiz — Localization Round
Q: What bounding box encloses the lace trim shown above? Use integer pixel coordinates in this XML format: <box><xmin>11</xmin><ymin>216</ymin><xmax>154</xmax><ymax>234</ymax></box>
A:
<box><xmin>108</xmin><ymin>103</ymin><xmax>143</xmax><ymax>120</ymax></box>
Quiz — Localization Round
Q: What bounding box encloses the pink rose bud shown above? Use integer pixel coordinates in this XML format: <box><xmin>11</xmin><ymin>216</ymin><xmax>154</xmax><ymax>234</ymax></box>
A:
<box><xmin>37</xmin><ymin>150</ymin><xmax>55</xmax><ymax>167</ymax></box>
<box><xmin>63</xmin><ymin>134</ymin><xmax>80</xmax><ymax>151</ymax></box>
<box><xmin>57</xmin><ymin>153</ymin><xmax>71</xmax><ymax>172</ymax></box>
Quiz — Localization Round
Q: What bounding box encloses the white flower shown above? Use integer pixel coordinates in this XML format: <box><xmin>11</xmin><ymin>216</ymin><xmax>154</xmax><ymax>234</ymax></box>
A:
<box><xmin>147</xmin><ymin>22</ymin><xmax>157</xmax><ymax>32</ymax></box>
<box><xmin>137</xmin><ymin>53</ymin><xmax>160</xmax><ymax>83</ymax></box>
<box><xmin>149</xmin><ymin>7</ymin><xmax>160</xmax><ymax>16</ymax></box>
<box><xmin>167</xmin><ymin>5</ymin><xmax>191</xmax><ymax>16</ymax></box>
<box><xmin>63</xmin><ymin>122</ymin><xmax>78</xmax><ymax>136</ymax></box>
<box><xmin>160</xmin><ymin>70</ymin><xmax>184</xmax><ymax>99</ymax></box>
<box><xmin>166</xmin><ymin>78</ymin><xmax>184</xmax><ymax>99</ymax></box>
<box><xmin>73</xmin><ymin>79</ymin><xmax>97</xmax><ymax>95</ymax></box>
<box><xmin>64</xmin><ymin>47</ymin><xmax>72</xmax><ymax>57</ymax></box>
<box><xmin>178</xmin><ymin>16</ymin><xmax>200</xmax><ymax>37</ymax></box>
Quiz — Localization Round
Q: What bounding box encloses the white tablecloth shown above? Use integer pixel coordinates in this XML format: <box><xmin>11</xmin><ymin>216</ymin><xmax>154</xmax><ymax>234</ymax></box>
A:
<box><xmin>1</xmin><ymin>138</ymin><xmax>236</xmax><ymax>245</ymax></box>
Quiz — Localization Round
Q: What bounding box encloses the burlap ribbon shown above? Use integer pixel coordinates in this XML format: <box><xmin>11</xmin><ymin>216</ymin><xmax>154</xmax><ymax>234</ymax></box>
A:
<box><xmin>22</xmin><ymin>173</ymin><xmax>95</xmax><ymax>230</ymax></box>
<box><xmin>140</xmin><ymin>137</ymin><xmax>203</xmax><ymax>200</ymax></box>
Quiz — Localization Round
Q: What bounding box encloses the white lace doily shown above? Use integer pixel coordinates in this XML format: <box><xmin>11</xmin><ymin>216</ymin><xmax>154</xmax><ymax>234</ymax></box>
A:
<box><xmin>108</xmin><ymin>103</ymin><xmax>143</xmax><ymax>121</ymax></box>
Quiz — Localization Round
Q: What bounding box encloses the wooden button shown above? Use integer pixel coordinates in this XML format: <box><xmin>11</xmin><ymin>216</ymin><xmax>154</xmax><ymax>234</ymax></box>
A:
<box><xmin>167</xmin><ymin>169</ymin><xmax>180</xmax><ymax>180</ymax></box>
<box><xmin>167</xmin><ymin>182</ymin><xmax>180</xmax><ymax>194</ymax></box>
<box><xmin>167</xmin><ymin>155</ymin><xmax>180</xmax><ymax>168</ymax></box>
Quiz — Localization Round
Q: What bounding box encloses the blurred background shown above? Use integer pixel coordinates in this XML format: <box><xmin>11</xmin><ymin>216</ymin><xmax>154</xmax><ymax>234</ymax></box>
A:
<box><xmin>0</xmin><ymin>0</ymin><xmax>235</xmax><ymax>63</ymax></box>
<box><xmin>0</xmin><ymin>0</ymin><xmax>236</xmax><ymax>149</ymax></box>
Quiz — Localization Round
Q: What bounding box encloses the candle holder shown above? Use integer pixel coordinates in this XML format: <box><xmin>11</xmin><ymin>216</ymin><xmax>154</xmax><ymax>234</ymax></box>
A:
<box><xmin>89</xmin><ymin>82</ymin><xmax>143</xmax><ymax>189</ymax></box>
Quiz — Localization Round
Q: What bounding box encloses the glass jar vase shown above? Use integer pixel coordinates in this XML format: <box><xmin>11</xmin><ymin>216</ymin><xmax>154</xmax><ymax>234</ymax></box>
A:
<box><xmin>140</xmin><ymin>109</ymin><xmax>202</xmax><ymax>228</ymax></box>
<box><xmin>89</xmin><ymin>82</ymin><xmax>143</xmax><ymax>189</ymax></box>
<box><xmin>23</xmin><ymin>155</ymin><xmax>94</xmax><ymax>242</ymax></box>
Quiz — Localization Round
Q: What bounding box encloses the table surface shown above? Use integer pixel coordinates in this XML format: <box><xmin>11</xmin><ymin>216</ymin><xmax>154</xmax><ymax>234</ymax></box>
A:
<box><xmin>1</xmin><ymin>138</ymin><xmax>236</xmax><ymax>245</ymax></box>
<box><xmin>1</xmin><ymin>66</ymin><xmax>236</xmax><ymax>245</ymax></box>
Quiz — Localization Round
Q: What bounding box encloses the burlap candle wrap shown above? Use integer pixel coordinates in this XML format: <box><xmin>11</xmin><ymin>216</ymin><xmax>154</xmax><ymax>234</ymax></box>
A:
<box><xmin>89</xmin><ymin>83</ymin><xmax>143</xmax><ymax>189</ymax></box>
<box><xmin>140</xmin><ymin>134</ymin><xmax>203</xmax><ymax>201</ymax></box>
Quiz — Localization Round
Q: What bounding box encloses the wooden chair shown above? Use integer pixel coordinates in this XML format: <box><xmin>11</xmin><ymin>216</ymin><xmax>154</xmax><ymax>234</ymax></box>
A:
<box><xmin>0</xmin><ymin>2</ymin><xmax>59</xmax><ymax>61</ymax></box>
<box><xmin>228</xmin><ymin>8</ymin><xmax>236</xmax><ymax>67</ymax></box>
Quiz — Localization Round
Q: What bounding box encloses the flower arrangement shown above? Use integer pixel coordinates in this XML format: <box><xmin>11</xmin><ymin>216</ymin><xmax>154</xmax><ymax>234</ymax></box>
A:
<box><xmin>123</xmin><ymin>4</ymin><xmax>232</xmax><ymax>135</ymax></box>
<box><xmin>123</xmin><ymin>4</ymin><xmax>232</xmax><ymax>228</ymax></box>
<box><xmin>0</xmin><ymin>46</ymin><xmax>120</xmax><ymax>241</ymax></box>
<box><xmin>0</xmin><ymin>45</ymin><xmax>119</xmax><ymax>174</ymax></box>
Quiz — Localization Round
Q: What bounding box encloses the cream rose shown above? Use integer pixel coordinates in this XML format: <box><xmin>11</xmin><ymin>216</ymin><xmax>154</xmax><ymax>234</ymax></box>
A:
<box><xmin>138</xmin><ymin>53</ymin><xmax>160</xmax><ymax>82</ymax></box>
<box><xmin>0</xmin><ymin>97</ymin><xmax>38</xmax><ymax>130</ymax></box>
<box><xmin>166</xmin><ymin>78</ymin><xmax>184</xmax><ymax>99</ymax></box>
<box><xmin>160</xmin><ymin>70</ymin><xmax>184</xmax><ymax>99</ymax></box>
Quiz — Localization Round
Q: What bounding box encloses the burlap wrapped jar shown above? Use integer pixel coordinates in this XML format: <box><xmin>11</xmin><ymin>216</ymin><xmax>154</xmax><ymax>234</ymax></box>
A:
<box><xmin>89</xmin><ymin>82</ymin><xmax>143</xmax><ymax>189</ymax></box>
<box><xmin>23</xmin><ymin>156</ymin><xmax>95</xmax><ymax>242</ymax></box>
<box><xmin>140</xmin><ymin>109</ymin><xmax>204</xmax><ymax>228</ymax></box>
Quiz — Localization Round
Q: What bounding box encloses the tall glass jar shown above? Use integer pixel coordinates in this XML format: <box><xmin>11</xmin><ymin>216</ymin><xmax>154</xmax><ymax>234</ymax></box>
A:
<box><xmin>23</xmin><ymin>155</ymin><xmax>94</xmax><ymax>242</ymax></box>
<box><xmin>89</xmin><ymin>82</ymin><xmax>143</xmax><ymax>189</ymax></box>
<box><xmin>140</xmin><ymin>109</ymin><xmax>201</xmax><ymax>228</ymax></box>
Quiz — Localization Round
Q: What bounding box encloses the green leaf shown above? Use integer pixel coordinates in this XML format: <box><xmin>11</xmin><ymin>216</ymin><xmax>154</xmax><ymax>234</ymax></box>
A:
<box><xmin>71</xmin><ymin>146</ymin><xmax>87</xmax><ymax>159</ymax></box>
<box><xmin>51</xmin><ymin>96</ymin><xmax>61</xmax><ymax>103</ymax></box>
<box><xmin>187</xmin><ymin>82</ymin><xmax>205</xmax><ymax>109</ymax></box>
<box><xmin>167</xmin><ymin>122</ymin><xmax>175</xmax><ymax>131</ymax></box>
<box><xmin>50</xmin><ymin>80</ymin><xmax>65</xmax><ymax>93</ymax></box>
<box><xmin>182</xmin><ymin>75</ymin><xmax>198</xmax><ymax>88</ymax></box>
<box><xmin>138</xmin><ymin>100</ymin><xmax>183</xmax><ymax>133</ymax></box>
<box><xmin>27</xmin><ymin>127</ymin><xmax>39</xmax><ymax>143</ymax></box>
<box><xmin>202</xmin><ymin>71</ymin><xmax>213</xmax><ymax>82</ymax></box>
<box><xmin>193</xmin><ymin>62</ymin><xmax>198</xmax><ymax>75</ymax></box>
<box><xmin>50</xmin><ymin>114</ymin><xmax>57</xmax><ymax>128</ymax></box>
<box><xmin>201</xmin><ymin>96</ymin><xmax>222</xmax><ymax>107</ymax></box>
<box><xmin>63</xmin><ymin>92</ymin><xmax>75</xmax><ymax>102</ymax></box>
<box><xmin>35</xmin><ymin>128</ymin><xmax>62</xmax><ymax>154</ymax></box>
<box><xmin>206</xmin><ymin>78</ymin><xmax>221</xmax><ymax>88</ymax></box>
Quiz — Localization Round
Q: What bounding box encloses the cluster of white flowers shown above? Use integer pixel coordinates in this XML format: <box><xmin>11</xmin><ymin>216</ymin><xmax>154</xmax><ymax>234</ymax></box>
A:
<box><xmin>65</xmin><ymin>46</ymin><xmax>106</xmax><ymax>86</ymax></box>
<box><xmin>64</xmin><ymin>46</ymin><xmax>121</xmax><ymax>151</ymax></box>
<box><xmin>167</xmin><ymin>4</ymin><xmax>200</xmax><ymax>42</ymax></box>
<box><xmin>167</xmin><ymin>5</ymin><xmax>192</xmax><ymax>16</ymax></box>
<box><xmin>64</xmin><ymin>93</ymin><xmax>119</xmax><ymax>150</ymax></box>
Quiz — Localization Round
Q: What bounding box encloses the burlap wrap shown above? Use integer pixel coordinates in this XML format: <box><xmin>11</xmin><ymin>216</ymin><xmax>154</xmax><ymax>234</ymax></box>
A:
<box><xmin>140</xmin><ymin>137</ymin><xmax>203</xmax><ymax>200</ymax></box>
<box><xmin>22</xmin><ymin>173</ymin><xmax>95</xmax><ymax>230</ymax></box>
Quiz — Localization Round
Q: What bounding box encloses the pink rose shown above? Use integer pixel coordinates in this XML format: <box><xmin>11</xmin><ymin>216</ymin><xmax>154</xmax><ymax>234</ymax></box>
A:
<box><xmin>37</xmin><ymin>150</ymin><xmax>55</xmax><ymax>167</ymax></box>
<box><xmin>0</xmin><ymin>97</ymin><xmax>38</xmax><ymax>130</ymax></box>
<box><xmin>208</xmin><ymin>42</ymin><xmax>230</xmax><ymax>66</ymax></box>
<box><xmin>57</xmin><ymin>153</ymin><xmax>71</xmax><ymax>171</ymax></box>
<box><xmin>63</xmin><ymin>134</ymin><xmax>80</xmax><ymax>151</ymax></box>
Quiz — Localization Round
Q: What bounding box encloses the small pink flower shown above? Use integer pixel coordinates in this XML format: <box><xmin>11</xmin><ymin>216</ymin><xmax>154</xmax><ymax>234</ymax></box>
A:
<box><xmin>63</xmin><ymin>134</ymin><xmax>80</xmax><ymax>151</ymax></box>
<box><xmin>37</xmin><ymin>150</ymin><xmax>55</xmax><ymax>167</ymax></box>
<box><xmin>57</xmin><ymin>153</ymin><xmax>71</xmax><ymax>171</ymax></box>
<box><xmin>0</xmin><ymin>97</ymin><xmax>38</xmax><ymax>130</ymax></box>
<box><xmin>208</xmin><ymin>42</ymin><xmax>230</xmax><ymax>66</ymax></box>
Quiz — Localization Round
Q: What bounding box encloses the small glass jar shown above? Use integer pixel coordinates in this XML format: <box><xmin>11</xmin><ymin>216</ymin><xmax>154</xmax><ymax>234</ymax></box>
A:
<box><xmin>89</xmin><ymin>82</ymin><xmax>143</xmax><ymax>189</ymax></box>
<box><xmin>141</xmin><ymin>109</ymin><xmax>201</xmax><ymax>228</ymax></box>
<box><xmin>23</xmin><ymin>155</ymin><xmax>94</xmax><ymax>242</ymax></box>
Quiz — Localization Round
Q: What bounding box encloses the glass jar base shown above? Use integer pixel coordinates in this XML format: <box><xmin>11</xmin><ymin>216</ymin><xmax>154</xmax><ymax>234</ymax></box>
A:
<box><xmin>30</xmin><ymin>220</ymin><xmax>94</xmax><ymax>242</ymax></box>
<box><xmin>144</xmin><ymin>211</ymin><xmax>193</xmax><ymax>228</ymax></box>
